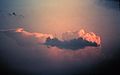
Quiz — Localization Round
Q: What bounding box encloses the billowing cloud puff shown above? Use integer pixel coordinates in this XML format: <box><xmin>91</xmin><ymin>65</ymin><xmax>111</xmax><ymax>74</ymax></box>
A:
<box><xmin>45</xmin><ymin>29</ymin><xmax>101</xmax><ymax>50</ymax></box>
<box><xmin>62</xmin><ymin>29</ymin><xmax>101</xmax><ymax>45</ymax></box>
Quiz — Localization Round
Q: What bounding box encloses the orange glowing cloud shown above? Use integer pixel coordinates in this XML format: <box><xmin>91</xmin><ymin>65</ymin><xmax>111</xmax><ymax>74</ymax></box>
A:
<box><xmin>78</xmin><ymin>29</ymin><xmax>101</xmax><ymax>45</ymax></box>
<box><xmin>15</xmin><ymin>28</ymin><xmax>101</xmax><ymax>47</ymax></box>
<box><xmin>62</xmin><ymin>29</ymin><xmax>101</xmax><ymax>46</ymax></box>
<box><xmin>15</xmin><ymin>28</ymin><xmax>53</xmax><ymax>43</ymax></box>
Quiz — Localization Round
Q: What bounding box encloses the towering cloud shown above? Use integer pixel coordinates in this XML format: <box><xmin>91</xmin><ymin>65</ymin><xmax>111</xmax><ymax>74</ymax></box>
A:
<box><xmin>0</xmin><ymin>28</ymin><xmax>101</xmax><ymax>50</ymax></box>
<box><xmin>45</xmin><ymin>29</ymin><xmax>101</xmax><ymax>50</ymax></box>
<box><xmin>62</xmin><ymin>29</ymin><xmax>101</xmax><ymax>45</ymax></box>
<box><xmin>78</xmin><ymin>29</ymin><xmax>101</xmax><ymax>45</ymax></box>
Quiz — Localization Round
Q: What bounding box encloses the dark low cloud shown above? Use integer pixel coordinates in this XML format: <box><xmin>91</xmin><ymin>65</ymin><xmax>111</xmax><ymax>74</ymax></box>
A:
<box><xmin>45</xmin><ymin>29</ymin><xmax>101</xmax><ymax>50</ymax></box>
<box><xmin>44</xmin><ymin>37</ymin><xmax>100</xmax><ymax>50</ymax></box>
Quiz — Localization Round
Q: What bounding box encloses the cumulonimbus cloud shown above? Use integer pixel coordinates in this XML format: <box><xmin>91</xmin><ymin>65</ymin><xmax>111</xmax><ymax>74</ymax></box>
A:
<box><xmin>45</xmin><ymin>29</ymin><xmax>101</xmax><ymax>50</ymax></box>
<box><xmin>0</xmin><ymin>28</ymin><xmax>101</xmax><ymax>50</ymax></box>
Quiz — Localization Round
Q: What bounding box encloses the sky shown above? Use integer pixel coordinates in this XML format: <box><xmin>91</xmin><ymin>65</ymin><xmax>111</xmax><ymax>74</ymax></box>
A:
<box><xmin>0</xmin><ymin>0</ymin><xmax>119</xmax><ymax>32</ymax></box>
<box><xmin>0</xmin><ymin>0</ymin><xmax>120</xmax><ymax>75</ymax></box>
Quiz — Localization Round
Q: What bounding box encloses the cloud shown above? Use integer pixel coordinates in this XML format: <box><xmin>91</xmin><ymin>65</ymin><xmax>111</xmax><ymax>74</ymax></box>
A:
<box><xmin>8</xmin><ymin>12</ymin><xmax>16</xmax><ymax>16</ymax></box>
<box><xmin>62</xmin><ymin>29</ymin><xmax>101</xmax><ymax>45</ymax></box>
<box><xmin>45</xmin><ymin>29</ymin><xmax>101</xmax><ymax>50</ymax></box>
<box><xmin>0</xmin><ymin>28</ymin><xmax>100</xmax><ymax>50</ymax></box>
<box><xmin>0</xmin><ymin>10</ymin><xmax>24</xmax><ymax>17</ymax></box>
<box><xmin>0</xmin><ymin>28</ymin><xmax>53</xmax><ymax>46</ymax></box>
<box><xmin>8</xmin><ymin>12</ymin><xmax>24</xmax><ymax>17</ymax></box>
<box><xmin>45</xmin><ymin>37</ymin><xmax>99</xmax><ymax>50</ymax></box>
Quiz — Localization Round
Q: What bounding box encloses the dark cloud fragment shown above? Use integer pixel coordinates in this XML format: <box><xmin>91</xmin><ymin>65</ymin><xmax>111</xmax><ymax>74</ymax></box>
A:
<box><xmin>44</xmin><ymin>37</ymin><xmax>99</xmax><ymax>50</ymax></box>
<box><xmin>12</xmin><ymin>12</ymin><xmax>16</xmax><ymax>16</ymax></box>
<box><xmin>8</xmin><ymin>12</ymin><xmax>16</xmax><ymax>16</ymax></box>
<box><xmin>8</xmin><ymin>12</ymin><xmax>24</xmax><ymax>17</ymax></box>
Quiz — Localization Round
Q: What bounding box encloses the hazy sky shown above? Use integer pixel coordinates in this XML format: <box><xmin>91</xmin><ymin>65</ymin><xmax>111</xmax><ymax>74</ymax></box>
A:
<box><xmin>0</xmin><ymin>0</ymin><xmax>119</xmax><ymax>33</ymax></box>
<box><xmin>0</xmin><ymin>0</ymin><xmax>120</xmax><ymax>74</ymax></box>
<box><xmin>0</xmin><ymin>0</ymin><xmax>120</xmax><ymax>49</ymax></box>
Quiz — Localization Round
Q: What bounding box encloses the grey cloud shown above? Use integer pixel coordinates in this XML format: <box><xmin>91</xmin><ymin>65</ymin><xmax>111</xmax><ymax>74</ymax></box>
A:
<box><xmin>44</xmin><ymin>37</ymin><xmax>99</xmax><ymax>50</ymax></box>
